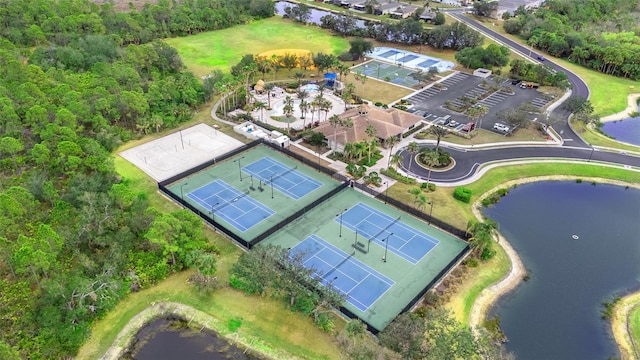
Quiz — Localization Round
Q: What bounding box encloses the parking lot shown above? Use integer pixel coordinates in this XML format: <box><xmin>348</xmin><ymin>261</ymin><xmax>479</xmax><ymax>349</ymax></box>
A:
<box><xmin>405</xmin><ymin>72</ymin><xmax>556</xmax><ymax>134</ymax></box>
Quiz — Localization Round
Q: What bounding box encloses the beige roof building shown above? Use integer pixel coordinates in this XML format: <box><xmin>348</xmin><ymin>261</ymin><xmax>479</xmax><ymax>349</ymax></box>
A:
<box><xmin>315</xmin><ymin>104</ymin><xmax>422</xmax><ymax>151</ymax></box>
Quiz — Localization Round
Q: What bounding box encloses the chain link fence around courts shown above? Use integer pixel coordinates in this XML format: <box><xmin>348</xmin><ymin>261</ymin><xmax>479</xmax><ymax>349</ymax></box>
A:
<box><xmin>159</xmin><ymin>138</ymin><xmax>469</xmax><ymax>249</ymax></box>
<box><xmin>350</xmin><ymin>181</ymin><xmax>471</xmax><ymax>241</ymax></box>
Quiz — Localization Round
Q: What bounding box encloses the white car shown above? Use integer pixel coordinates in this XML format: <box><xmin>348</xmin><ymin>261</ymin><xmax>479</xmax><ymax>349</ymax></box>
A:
<box><xmin>493</xmin><ymin>123</ymin><xmax>510</xmax><ymax>132</ymax></box>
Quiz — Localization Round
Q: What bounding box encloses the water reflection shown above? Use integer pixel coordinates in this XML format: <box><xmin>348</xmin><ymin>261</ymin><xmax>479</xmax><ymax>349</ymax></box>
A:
<box><xmin>274</xmin><ymin>1</ymin><xmax>366</xmax><ymax>28</ymax></box>
<box><xmin>123</xmin><ymin>317</ymin><xmax>259</xmax><ymax>360</ymax></box>
<box><xmin>483</xmin><ymin>182</ymin><xmax>640</xmax><ymax>360</ymax></box>
<box><xmin>601</xmin><ymin>116</ymin><xmax>640</xmax><ymax>146</ymax></box>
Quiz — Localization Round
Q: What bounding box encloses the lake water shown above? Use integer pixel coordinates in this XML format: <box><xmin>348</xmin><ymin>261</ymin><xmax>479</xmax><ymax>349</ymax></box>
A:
<box><xmin>601</xmin><ymin>116</ymin><xmax>640</xmax><ymax>146</ymax></box>
<box><xmin>483</xmin><ymin>182</ymin><xmax>640</xmax><ymax>360</ymax></box>
<box><xmin>275</xmin><ymin>1</ymin><xmax>366</xmax><ymax>28</ymax></box>
<box><xmin>123</xmin><ymin>317</ymin><xmax>259</xmax><ymax>360</ymax></box>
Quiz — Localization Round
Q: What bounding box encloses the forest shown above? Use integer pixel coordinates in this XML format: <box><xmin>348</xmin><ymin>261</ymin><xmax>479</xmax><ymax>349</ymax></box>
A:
<box><xmin>503</xmin><ymin>0</ymin><xmax>640</xmax><ymax>79</ymax></box>
<box><xmin>0</xmin><ymin>0</ymin><xmax>274</xmax><ymax>358</ymax></box>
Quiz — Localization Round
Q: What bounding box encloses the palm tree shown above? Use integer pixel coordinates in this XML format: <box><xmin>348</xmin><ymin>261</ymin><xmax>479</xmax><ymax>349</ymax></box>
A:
<box><xmin>407</xmin><ymin>141</ymin><xmax>419</xmax><ymax>176</ymax></box>
<box><xmin>343</xmin><ymin>142</ymin><xmax>355</xmax><ymax>161</ymax></box>
<box><xmin>365</xmin><ymin>125</ymin><xmax>377</xmax><ymax>163</ymax></box>
<box><xmin>264</xmin><ymin>83</ymin><xmax>275</xmax><ymax>108</ymax></box>
<box><xmin>341</xmin><ymin>89</ymin><xmax>352</xmax><ymax>110</ymax></box>
<box><xmin>429</xmin><ymin>126</ymin><xmax>448</xmax><ymax>150</ymax></box>
<box><xmin>296</xmin><ymin>88</ymin><xmax>308</xmax><ymax>103</ymax></box>
<box><xmin>390</xmin><ymin>153</ymin><xmax>402</xmax><ymax>171</ymax></box>
<box><xmin>415</xmin><ymin>194</ymin><xmax>428</xmax><ymax>211</ymax></box>
<box><xmin>466</xmin><ymin>219</ymin><xmax>498</xmax><ymax>259</ymax></box>
<box><xmin>254</xmin><ymin>101</ymin><xmax>267</xmax><ymax>122</ymax></box>
<box><xmin>335</xmin><ymin>63</ymin><xmax>350</xmax><ymax>81</ymax></box>
<box><xmin>354</xmin><ymin>141</ymin><xmax>367</xmax><ymax>162</ymax></box>
<box><xmin>299</xmin><ymin>100</ymin><xmax>309</xmax><ymax>127</ymax></box>
<box><xmin>384</xmin><ymin>135</ymin><xmax>400</xmax><ymax>169</ymax></box>
<box><xmin>257</xmin><ymin>56</ymin><xmax>273</xmax><ymax>81</ymax></box>
<box><xmin>474</xmin><ymin>105</ymin><xmax>489</xmax><ymax>131</ymax></box>
<box><xmin>283</xmin><ymin>96</ymin><xmax>294</xmax><ymax>132</ymax></box>
<box><xmin>329</xmin><ymin>114</ymin><xmax>342</xmax><ymax>150</ymax></box>
<box><xmin>408</xmin><ymin>187</ymin><xmax>422</xmax><ymax>205</ymax></box>
<box><xmin>419</xmin><ymin>148</ymin><xmax>440</xmax><ymax>190</ymax></box>
<box><xmin>294</xmin><ymin>71</ymin><xmax>305</xmax><ymax>87</ymax></box>
<box><xmin>321</xmin><ymin>99</ymin><xmax>332</xmax><ymax>122</ymax></box>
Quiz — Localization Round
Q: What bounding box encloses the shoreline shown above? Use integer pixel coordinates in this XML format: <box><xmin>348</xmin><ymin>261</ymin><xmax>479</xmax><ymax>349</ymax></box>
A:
<box><xmin>467</xmin><ymin>176</ymin><xmax>640</xmax><ymax>355</ymax></box>
<box><xmin>99</xmin><ymin>301</ymin><xmax>296</xmax><ymax>360</ymax></box>
<box><xmin>600</xmin><ymin>93</ymin><xmax>640</xmax><ymax>122</ymax></box>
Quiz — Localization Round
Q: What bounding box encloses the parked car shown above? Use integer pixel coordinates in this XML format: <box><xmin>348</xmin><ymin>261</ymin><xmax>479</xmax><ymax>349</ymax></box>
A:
<box><xmin>493</xmin><ymin>123</ymin><xmax>510</xmax><ymax>132</ymax></box>
<box><xmin>511</xmin><ymin>79</ymin><xmax>522</xmax><ymax>85</ymax></box>
<box><xmin>462</xmin><ymin>122</ymin><xmax>475</xmax><ymax>132</ymax></box>
<box><xmin>447</xmin><ymin>120</ymin><xmax>459</xmax><ymax>127</ymax></box>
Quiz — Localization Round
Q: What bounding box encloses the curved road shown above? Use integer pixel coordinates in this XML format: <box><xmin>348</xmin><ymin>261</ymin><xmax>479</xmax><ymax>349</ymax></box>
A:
<box><xmin>447</xmin><ymin>10</ymin><xmax>590</xmax><ymax>147</ymax></box>
<box><xmin>395</xmin><ymin>11</ymin><xmax>639</xmax><ymax>182</ymax></box>
<box><xmin>399</xmin><ymin>145</ymin><xmax>640</xmax><ymax>183</ymax></box>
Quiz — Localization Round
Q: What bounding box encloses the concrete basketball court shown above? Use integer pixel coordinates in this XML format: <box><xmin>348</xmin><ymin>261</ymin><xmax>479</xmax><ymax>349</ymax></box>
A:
<box><xmin>119</xmin><ymin>123</ymin><xmax>244</xmax><ymax>181</ymax></box>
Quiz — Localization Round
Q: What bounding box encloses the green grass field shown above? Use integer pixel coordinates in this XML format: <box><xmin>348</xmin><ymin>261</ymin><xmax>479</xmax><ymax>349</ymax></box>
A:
<box><xmin>630</xmin><ymin>304</ymin><xmax>640</xmax><ymax>355</ymax></box>
<box><xmin>165</xmin><ymin>17</ymin><xmax>350</xmax><ymax>77</ymax></box>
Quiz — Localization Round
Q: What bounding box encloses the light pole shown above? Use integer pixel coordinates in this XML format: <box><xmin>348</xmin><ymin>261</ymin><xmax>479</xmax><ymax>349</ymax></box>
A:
<box><xmin>233</xmin><ymin>156</ymin><xmax>245</xmax><ymax>181</ymax></box>
<box><xmin>384</xmin><ymin>181</ymin><xmax>390</xmax><ymax>204</ymax></box>
<box><xmin>210</xmin><ymin>202</ymin><xmax>219</xmax><ymax>221</ymax></box>
<box><xmin>588</xmin><ymin>147</ymin><xmax>595</xmax><ymax>162</ymax></box>
<box><xmin>180</xmin><ymin>182</ymin><xmax>189</xmax><ymax>202</ymax></box>
<box><xmin>382</xmin><ymin>232</ymin><xmax>394</xmax><ymax>262</ymax></box>
<box><xmin>428</xmin><ymin>201</ymin><xmax>434</xmax><ymax>225</ymax></box>
<box><xmin>270</xmin><ymin>174</ymin><xmax>274</xmax><ymax>199</ymax></box>
<box><xmin>336</xmin><ymin>208</ymin><xmax>348</xmax><ymax>237</ymax></box>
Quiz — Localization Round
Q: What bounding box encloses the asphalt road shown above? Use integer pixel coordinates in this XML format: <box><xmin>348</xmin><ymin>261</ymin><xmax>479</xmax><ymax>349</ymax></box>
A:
<box><xmin>393</xmin><ymin>11</ymin><xmax>639</xmax><ymax>183</ymax></box>
<box><xmin>447</xmin><ymin>11</ymin><xmax>590</xmax><ymax>148</ymax></box>
<box><xmin>399</xmin><ymin>144</ymin><xmax>640</xmax><ymax>183</ymax></box>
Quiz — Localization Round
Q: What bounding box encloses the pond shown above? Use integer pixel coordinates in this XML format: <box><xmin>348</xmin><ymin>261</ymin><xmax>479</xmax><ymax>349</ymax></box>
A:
<box><xmin>600</xmin><ymin>115</ymin><xmax>640</xmax><ymax>146</ymax></box>
<box><xmin>483</xmin><ymin>181</ymin><xmax>640</xmax><ymax>360</ymax></box>
<box><xmin>123</xmin><ymin>317</ymin><xmax>260</xmax><ymax>360</ymax></box>
<box><xmin>274</xmin><ymin>1</ymin><xmax>367</xmax><ymax>28</ymax></box>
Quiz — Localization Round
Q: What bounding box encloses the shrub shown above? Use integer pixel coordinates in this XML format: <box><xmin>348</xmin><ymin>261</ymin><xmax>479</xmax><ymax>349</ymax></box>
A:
<box><xmin>463</xmin><ymin>258</ymin><xmax>479</xmax><ymax>267</ymax></box>
<box><xmin>428</xmin><ymin>183</ymin><xmax>436</xmax><ymax>191</ymax></box>
<box><xmin>453</xmin><ymin>187</ymin><xmax>472</xmax><ymax>203</ymax></box>
<box><xmin>402</xmin><ymin>123</ymin><xmax>425</xmax><ymax>138</ymax></box>
<box><xmin>380</xmin><ymin>167</ymin><xmax>416</xmax><ymax>184</ymax></box>
<box><xmin>316</xmin><ymin>313</ymin><xmax>334</xmax><ymax>332</ymax></box>
<box><xmin>227</xmin><ymin>317</ymin><xmax>243</xmax><ymax>332</ymax></box>
<box><xmin>421</xmin><ymin>182</ymin><xmax>428</xmax><ymax>189</ymax></box>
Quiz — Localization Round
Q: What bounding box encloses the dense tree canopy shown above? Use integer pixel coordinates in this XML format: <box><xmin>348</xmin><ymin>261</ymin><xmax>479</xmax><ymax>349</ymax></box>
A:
<box><xmin>0</xmin><ymin>0</ymin><xmax>277</xmax><ymax>357</ymax></box>
<box><xmin>503</xmin><ymin>0</ymin><xmax>640</xmax><ymax>79</ymax></box>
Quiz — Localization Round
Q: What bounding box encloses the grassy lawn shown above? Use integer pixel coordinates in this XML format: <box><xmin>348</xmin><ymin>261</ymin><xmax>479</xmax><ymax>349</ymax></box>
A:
<box><xmin>77</xmin><ymin>271</ymin><xmax>343</xmax><ymax>360</ymax></box>
<box><xmin>80</xmin><ymin>101</ymin><xmax>344</xmax><ymax>360</ymax></box>
<box><xmin>343</xmin><ymin>72</ymin><xmax>414</xmax><ymax>104</ymax></box>
<box><xmin>631</xmin><ymin>304</ymin><xmax>640</xmax><ymax>354</ymax></box>
<box><xmin>165</xmin><ymin>16</ymin><xmax>350</xmax><ymax>77</ymax></box>
<box><xmin>463</xmin><ymin>14</ymin><xmax>640</xmax><ymax>117</ymax></box>
<box><xmin>418</xmin><ymin>163</ymin><xmax>640</xmax><ymax>325</ymax></box>
<box><xmin>446</xmin><ymin>244</ymin><xmax>510</xmax><ymax>324</ymax></box>
<box><xmin>416</xmin><ymin>126</ymin><xmax>548</xmax><ymax>145</ymax></box>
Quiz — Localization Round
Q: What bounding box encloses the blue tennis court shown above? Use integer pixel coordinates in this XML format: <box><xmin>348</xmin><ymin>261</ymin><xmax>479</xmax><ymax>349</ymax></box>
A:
<box><xmin>187</xmin><ymin>179</ymin><xmax>274</xmax><ymax>232</ymax></box>
<box><xmin>242</xmin><ymin>157</ymin><xmax>322</xmax><ymax>200</ymax></box>
<box><xmin>291</xmin><ymin>235</ymin><xmax>394</xmax><ymax>312</ymax></box>
<box><xmin>418</xmin><ymin>59</ymin><xmax>439</xmax><ymax>68</ymax></box>
<box><xmin>379</xmin><ymin>49</ymin><xmax>400</xmax><ymax>58</ymax></box>
<box><xmin>397</xmin><ymin>54</ymin><xmax>419</xmax><ymax>63</ymax></box>
<box><xmin>338</xmin><ymin>203</ymin><xmax>439</xmax><ymax>264</ymax></box>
